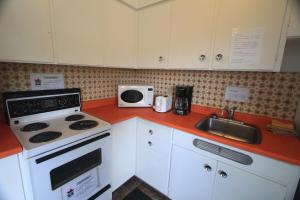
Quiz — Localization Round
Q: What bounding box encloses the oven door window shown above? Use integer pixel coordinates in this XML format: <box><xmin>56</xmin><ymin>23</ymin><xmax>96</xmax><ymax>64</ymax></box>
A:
<box><xmin>121</xmin><ymin>90</ymin><xmax>143</xmax><ymax>103</ymax></box>
<box><xmin>50</xmin><ymin>149</ymin><xmax>102</xmax><ymax>190</ymax></box>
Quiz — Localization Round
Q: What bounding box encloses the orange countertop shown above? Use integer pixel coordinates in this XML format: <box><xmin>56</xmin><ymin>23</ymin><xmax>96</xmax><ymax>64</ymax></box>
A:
<box><xmin>83</xmin><ymin>99</ymin><xmax>300</xmax><ymax>167</ymax></box>
<box><xmin>1</xmin><ymin>97</ymin><xmax>299</xmax><ymax>166</ymax></box>
<box><xmin>0</xmin><ymin>116</ymin><xmax>22</xmax><ymax>159</ymax></box>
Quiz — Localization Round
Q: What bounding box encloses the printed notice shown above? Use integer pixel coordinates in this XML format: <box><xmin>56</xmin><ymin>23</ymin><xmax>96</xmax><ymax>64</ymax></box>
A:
<box><xmin>225</xmin><ymin>86</ymin><xmax>250</xmax><ymax>102</ymax></box>
<box><xmin>30</xmin><ymin>73</ymin><xmax>64</xmax><ymax>90</ymax></box>
<box><xmin>61</xmin><ymin>168</ymin><xmax>99</xmax><ymax>200</ymax></box>
<box><xmin>230</xmin><ymin>28</ymin><xmax>264</xmax><ymax>67</ymax></box>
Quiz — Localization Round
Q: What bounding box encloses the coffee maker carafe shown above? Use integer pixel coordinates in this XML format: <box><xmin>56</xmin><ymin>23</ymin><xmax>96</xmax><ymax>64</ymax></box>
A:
<box><xmin>174</xmin><ymin>86</ymin><xmax>193</xmax><ymax>115</ymax></box>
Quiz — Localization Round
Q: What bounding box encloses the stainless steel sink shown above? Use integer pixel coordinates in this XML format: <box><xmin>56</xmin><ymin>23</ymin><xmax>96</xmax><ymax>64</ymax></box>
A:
<box><xmin>196</xmin><ymin>117</ymin><xmax>261</xmax><ymax>144</ymax></box>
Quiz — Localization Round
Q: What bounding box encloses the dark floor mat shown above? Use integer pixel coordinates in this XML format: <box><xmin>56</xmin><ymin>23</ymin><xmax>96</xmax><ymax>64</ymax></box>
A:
<box><xmin>123</xmin><ymin>188</ymin><xmax>152</xmax><ymax>200</ymax></box>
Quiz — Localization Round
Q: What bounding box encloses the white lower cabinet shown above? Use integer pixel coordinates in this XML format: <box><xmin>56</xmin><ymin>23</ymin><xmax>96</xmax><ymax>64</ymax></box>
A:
<box><xmin>212</xmin><ymin>162</ymin><xmax>287</xmax><ymax>200</ymax></box>
<box><xmin>169</xmin><ymin>129</ymin><xmax>300</xmax><ymax>200</ymax></box>
<box><xmin>111</xmin><ymin>119</ymin><xmax>300</xmax><ymax>200</ymax></box>
<box><xmin>111</xmin><ymin>118</ymin><xmax>137</xmax><ymax>191</ymax></box>
<box><xmin>136</xmin><ymin>119</ymin><xmax>173</xmax><ymax>195</ymax></box>
<box><xmin>0</xmin><ymin>154</ymin><xmax>25</xmax><ymax>200</ymax></box>
<box><xmin>169</xmin><ymin>145</ymin><xmax>217</xmax><ymax>200</ymax></box>
<box><xmin>169</xmin><ymin>144</ymin><xmax>288</xmax><ymax>200</ymax></box>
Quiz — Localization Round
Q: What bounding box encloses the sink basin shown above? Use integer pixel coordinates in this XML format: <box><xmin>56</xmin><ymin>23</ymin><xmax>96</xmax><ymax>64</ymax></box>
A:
<box><xmin>196</xmin><ymin>117</ymin><xmax>261</xmax><ymax>144</ymax></box>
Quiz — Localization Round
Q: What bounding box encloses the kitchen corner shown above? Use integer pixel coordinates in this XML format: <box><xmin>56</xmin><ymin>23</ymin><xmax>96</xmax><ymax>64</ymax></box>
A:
<box><xmin>1</xmin><ymin>0</ymin><xmax>300</xmax><ymax>199</ymax></box>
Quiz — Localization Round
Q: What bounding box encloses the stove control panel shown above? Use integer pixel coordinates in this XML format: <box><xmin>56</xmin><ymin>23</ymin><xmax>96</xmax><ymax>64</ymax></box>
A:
<box><xmin>7</xmin><ymin>94</ymin><xmax>80</xmax><ymax>118</ymax></box>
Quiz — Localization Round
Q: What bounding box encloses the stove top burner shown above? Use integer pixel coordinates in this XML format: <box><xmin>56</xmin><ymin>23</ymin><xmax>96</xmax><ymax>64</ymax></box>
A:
<box><xmin>69</xmin><ymin>120</ymin><xmax>98</xmax><ymax>130</ymax></box>
<box><xmin>65</xmin><ymin>114</ymin><xmax>85</xmax><ymax>122</ymax></box>
<box><xmin>29</xmin><ymin>131</ymin><xmax>62</xmax><ymax>143</ymax></box>
<box><xmin>22</xmin><ymin>122</ymin><xmax>49</xmax><ymax>132</ymax></box>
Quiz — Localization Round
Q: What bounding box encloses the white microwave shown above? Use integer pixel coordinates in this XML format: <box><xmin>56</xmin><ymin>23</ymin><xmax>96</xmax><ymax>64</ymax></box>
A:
<box><xmin>118</xmin><ymin>85</ymin><xmax>154</xmax><ymax>107</ymax></box>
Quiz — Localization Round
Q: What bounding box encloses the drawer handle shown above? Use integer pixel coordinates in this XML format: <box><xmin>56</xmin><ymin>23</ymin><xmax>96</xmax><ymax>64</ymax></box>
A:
<box><xmin>218</xmin><ymin>170</ymin><xmax>228</xmax><ymax>178</ymax></box>
<box><xmin>148</xmin><ymin>141</ymin><xmax>152</xmax><ymax>146</ymax></box>
<box><xmin>149</xmin><ymin>130</ymin><xmax>153</xmax><ymax>135</ymax></box>
<box><xmin>204</xmin><ymin>164</ymin><xmax>212</xmax><ymax>172</ymax></box>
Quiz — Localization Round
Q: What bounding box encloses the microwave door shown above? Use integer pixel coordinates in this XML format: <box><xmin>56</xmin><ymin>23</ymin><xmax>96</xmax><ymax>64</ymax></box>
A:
<box><xmin>121</xmin><ymin>90</ymin><xmax>144</xmax><ymax>104</ymax></box>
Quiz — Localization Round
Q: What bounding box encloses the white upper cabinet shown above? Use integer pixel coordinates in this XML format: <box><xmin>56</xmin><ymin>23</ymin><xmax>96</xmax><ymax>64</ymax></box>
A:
<box><xmin>119</xmin><ymin>0</ymin><xmax>167</xmax><ymax>9</ymax></box>
<box><xmin>168</xmin><ymin>0</ymin><xmax>215</xmax><ymax>69</ymax></box>
<box><xmin>212</xmin><ymin>0</ymin><xmax>288</xmax><ymax>71</ymax></box>
<box><xmin>0</xmin><ymin>0</ymin><xmax>53</xmax><ymax>63</ymax></box>
<box><xmin>287</xmin><ymin>0</ymin><xmax>300</xmax><ymax>37</ymax></box>
<box><xmin>138</xmin><ymin>2</ymin><xmax>170</xmax><ymax>68</ymax></box>
<box><xmin>51</xmin><ymin>0</ymin><xmax>105</xmax><ymax>66</ymax></box>
<box><xmin>102</xmin><ymin>0</ymin><xmax>137</xmax><ymax>68</ymax></box>
<box><xmin>0</xmin><ymin>0</ymin><xmax>292</xmax><ymax>71</ymax></box>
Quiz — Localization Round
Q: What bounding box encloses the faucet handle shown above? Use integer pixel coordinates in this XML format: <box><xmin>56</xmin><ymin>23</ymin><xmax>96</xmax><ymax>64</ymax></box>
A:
<box><xmin>228</xmin><ymin>106</ymin><xmax>238</xmax><ymax>120</ymax></box>
<box><xmin>221</xmin><ymin>106</ymin><xmax>229</xmax><ymax>118</ymax></box>
<box><xmin>230</xmin><ymin>106</ymin><xmax>238</xmax><ymax>111</ymax></box>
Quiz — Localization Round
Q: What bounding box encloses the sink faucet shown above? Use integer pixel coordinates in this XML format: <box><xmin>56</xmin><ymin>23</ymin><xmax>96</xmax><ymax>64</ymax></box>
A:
<box><xmin>221</xmin><ymin>106</ymin><xmax>238</xmax><ymax>120</ymax></box>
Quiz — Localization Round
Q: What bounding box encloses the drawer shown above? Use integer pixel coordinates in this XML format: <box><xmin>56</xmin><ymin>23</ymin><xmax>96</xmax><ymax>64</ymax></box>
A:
<box><xmin>138</xmin><ymin>119</ymin><xmax>173</xmax><ymax>141</ymax></box>
<box><xmin>137</xmin><ymin>119</ymin><xmax>173</xmax><ymax>156</ymax></box>
<box><xmin>139</xmin><ymin>135</ymin><xmax>172</xmax><ymax>156</ymax></box>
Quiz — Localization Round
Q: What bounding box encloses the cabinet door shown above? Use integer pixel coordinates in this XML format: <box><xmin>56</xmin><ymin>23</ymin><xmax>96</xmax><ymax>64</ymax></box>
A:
<box><xmin>102</xmin><ymin>0</ymin><xmax>137</xmax><ymax>68</ymax></box>
<box><xmin>0</xmin><ymin>0</ymin><xmax>53</xmax><ymax>63</ymax></box>
<box><xmin>52</xmin><ymin>0</ymin><xmax>105</xmax><ymax>66</ymax></box>
<box><xmin>212</xmin><ymin>162</ymin><xmax>287</xmax><ymax>200</ymax></box>
<box><xmin>0</xmin><ymin>155</ymin><xmax>25</xmax><ymax>200</ymax></box>
<box><xmin>111</xmin><ymin>118</ymin><xmax>137</xmax><ymax>191</ymax></box>
<box><xmin>168</xmin><ymin>0</ymin><xmax>214</xmax><ymax>69</ymax></box>
<box><xmin>138</xmin><ymin>2</ymin><xmax>170</xmax><ymax>68</ymax></box>
<box><xmin>212</xmin><ymin>0</ymin><xmax>287</xmax><ymax>71</ymax></box>
<box><xmin>136</xmin><ymin>120</ymin><xmax>172</xmax><ymax>195</ymax></box>
<box><xmin>169</xmin><ymin>145</ymin><xmax>217</xmax><ymax>200</ymax></box>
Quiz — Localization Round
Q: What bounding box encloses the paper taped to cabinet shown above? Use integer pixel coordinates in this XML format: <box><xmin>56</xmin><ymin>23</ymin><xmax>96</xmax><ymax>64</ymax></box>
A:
<box><xmin>230</xmin><ymin>28</ymin><xmax>264</xmax><ymax>67</ymax></box>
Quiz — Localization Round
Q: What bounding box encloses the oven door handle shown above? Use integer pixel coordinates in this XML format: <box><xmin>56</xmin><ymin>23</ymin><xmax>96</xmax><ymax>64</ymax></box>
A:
<box><xmin>35</xmin><ymin>132</ymin><xmax>110</xmax><ymax>164</ymax></box>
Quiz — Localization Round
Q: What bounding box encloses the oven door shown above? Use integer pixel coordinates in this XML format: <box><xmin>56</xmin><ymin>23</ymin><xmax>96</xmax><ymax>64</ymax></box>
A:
<box><xmin>28</xmin><ymin>132</ymin><xmax>111</xmax><ymax>200</ymax></box>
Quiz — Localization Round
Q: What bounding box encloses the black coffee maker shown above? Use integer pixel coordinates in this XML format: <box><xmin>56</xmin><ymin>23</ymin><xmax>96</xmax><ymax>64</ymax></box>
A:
<box><xmin>174</xmin><ymin>86</ymin><xmax>193</xmax><ymax>115</ymax></box>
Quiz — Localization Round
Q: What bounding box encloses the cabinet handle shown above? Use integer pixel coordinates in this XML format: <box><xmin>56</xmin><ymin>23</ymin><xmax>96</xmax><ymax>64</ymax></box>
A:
<box><xmin>199</xmin><ymin>55</ymin><xmax>206</xmax><ymax>61</ymax></box>
<box><xmin>215</xmin><ymin>54</ymin><xmax>223</xmax><ymax>61</ymax></box>
<box><xmin>218</xmin><ymin>170</ymin><xmax>228</xmax><ymax>178</ymax></box>
<box><xmin>204</xmin><ymin>164</ymin><xmax>212</xmax><ymax>172</ymax></box>
<box><xmin>148</xmin><ymin>141</ymin><xmax>152</xmax><ymax>146</ymax></box>
<box><xmin>158</xmin><ymin>56</ymin><xmax>164</xmax><ymax>62</ymax></box>
<box><xmin>149</xmin><ymin>130</ymin><xmax>153</xmax><ymax>135</ymax></box>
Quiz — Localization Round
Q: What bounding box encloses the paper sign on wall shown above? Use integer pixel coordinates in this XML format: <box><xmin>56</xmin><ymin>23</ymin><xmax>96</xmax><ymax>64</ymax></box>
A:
<box><xmin>30</xmin><ymin>73</ymin><xmax>64</xmax><ymax>90</ymax></box>
<box><xmin>230</xmin><ymin>28</ymin><xmax>264</xmax><ymax>67</ymax></box>
<box><xmin>225</xmin><ymin>86</ymin><xmax>250</xmax><ymax>102</ymax></box>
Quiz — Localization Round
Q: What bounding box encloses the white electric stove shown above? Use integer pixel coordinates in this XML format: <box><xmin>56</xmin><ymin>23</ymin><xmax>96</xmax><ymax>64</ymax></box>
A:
<box><xmin>10</xmin><ymin>111</ymin><xmax>110</xmax><ymax>158</ymax></box>
<box><xmin>3</xmin><ymin>89</ymin><xmax>112</xmax><ymax>200</ymax></box>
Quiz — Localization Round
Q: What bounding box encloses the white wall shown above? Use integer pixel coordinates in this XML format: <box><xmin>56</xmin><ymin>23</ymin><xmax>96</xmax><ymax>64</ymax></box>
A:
<box><xmin>281</xmin><ymin>38</ymin><xmax>300</xmax><ymax>72</ymax></box>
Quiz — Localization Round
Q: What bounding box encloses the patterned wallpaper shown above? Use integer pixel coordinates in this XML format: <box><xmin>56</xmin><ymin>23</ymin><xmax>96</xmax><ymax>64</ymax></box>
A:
<box><xmin>0</xmin><ymin>62</ymin><xmax>135</xmax><ymax>106</ymax></box>
<box><xmin>135</xmin><ymin>70</ymin><xmax>300</xmax><ymax>120</ymax></box>
<box><xmin>1</xmin><ymin>62</ymin><xmax>300</xmax><ymax>120</ymax></box>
